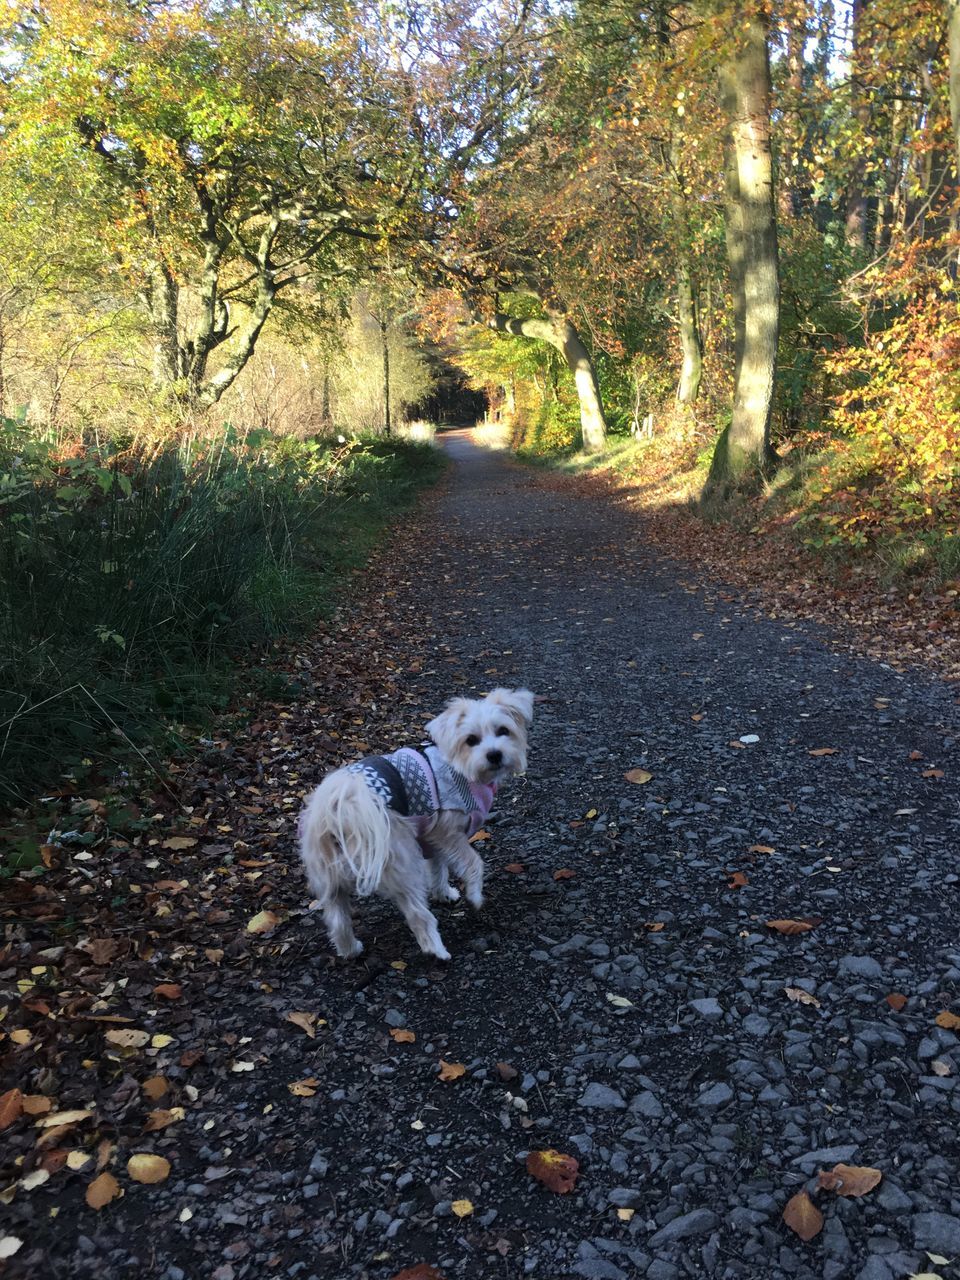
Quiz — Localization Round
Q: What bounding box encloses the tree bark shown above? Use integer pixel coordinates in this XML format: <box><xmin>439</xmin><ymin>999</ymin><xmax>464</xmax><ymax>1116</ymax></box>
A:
<box><xmin>947</xmin><ymin>1</ymin><xmax>960</xmax><ymax>183</ymax></box>
<box><xmin>845</xmin><ymin>0</ymin><xmax>871</xmax><ymax>250</ymax></box>
<box><xmin>488</xmin><ymin>310</ymin><xmax>607</xmax><ymax>452</ymax></box>
<box><xmin>706</xmin><ymin>4</ymin><xmax>780</xmax><ymax>496</ymax></box>
<box><xmin>380</xmin><ymin>316</ymin><xmax>391</xmax><ymax>435</ymax></box>
<box><xmin>676</xmin><ymin>260</ymin><xmax>702</xmax><ymax>404</ymax></box>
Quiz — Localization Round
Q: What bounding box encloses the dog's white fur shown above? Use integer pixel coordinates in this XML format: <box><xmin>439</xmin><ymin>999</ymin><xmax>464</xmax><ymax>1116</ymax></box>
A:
<box><xmin>298</xmin><ymin>687</ymin><xmax>534</xmax><ymax>961</ymax></box>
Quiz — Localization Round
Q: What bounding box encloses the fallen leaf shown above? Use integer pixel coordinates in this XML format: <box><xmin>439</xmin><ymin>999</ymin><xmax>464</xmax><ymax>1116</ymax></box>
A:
<box><xmin>21</xmin><ymin>1095</ymin><xmax>52</xmax><ymax>1116</ymax></box>
<box><xmin>151</xmin><ymin>1033</ymin><xmax>174</xmax><ymax>1049</ymax></box>
<box><xmin>727</xmin><ymin>871</ymin><xmax>749</xmax><ymax>889</ymax></box>
<box><xmin>782</xmin><ymin>1190</ymin><xmax>824</xmax><ymax>1241</ymax></box>
<box><xmin>931</xmin><ymin>1058</ymin><xmax>952</xmax><ymax>1077</ymax></box>
<box><xmin>127</xmin><ymin>1154</ymin><xmax>171</xmax><ymax>1184</ymax></box>
<box><xmin>728</xmin><ymin>740</ymin><xmax>746</xmax><ymax>749</ymax></box>
<box><xmin>37</xmin><ymin>1109</ymin><xmax>94</xmax><ymax>1128</ymax></box>
<box><xmin>909</xmin><ymin>750</ymin><xmax>924</xmax><ymax>760</ymax></box>
<box><xmin>644</xmin><ymin>921</ymin><xmax>664</xmax><ymax>932</ymax></box>
<box><xmin>105</xmin><ymin>1029</ymin><xmax>150</xmax><ymax>1049</ymax></box>
<box><xmin>390</xmin><ymin>960</ymin><xmax>407</xmax><ymax>971</ymax></box>
<box><xmin>922</xmin><ymin>769</ymin><xmax>945</xmax><ymax>779</ymax></box>
<box><xmin>503</xmin><ymin>863</ymin><xmax>525</xmax><ymax>874</ymax></box>
<box><xmin>553</xmin><ymin>868</ymin><xmax>575</xmax><ymax>880</ymax></box>
<box><xmin>691</xmin><ymin>713</ymin><xmax>705</xmax><ymax>721</ymax></box>
<box><xmin>0</xmin><ymin>1088</ymin><xmax>23</xmax><ymax>1131</ymax></box>
<box><xmin>247</xmin><ymin>909</ymin><xmax>280</xmax><ymax>935</ymax></box>
<box><xmin>784</xmin><ymin>987</ymin><xmax>821</xmax><ymax>1008</ymax></box>
<box><xmin>451</xmin><ymin>1198</ymin><xmax>473</xmax><ymax>1218</ymax></box>
<box><xmin>0</xmin><ymin>1238</ymin><xmax>23</xmax><ymax>1260</ymax></box>
<box><xmin>152</xmin><ymin>983</ymin><xmax>182</xmax><ymax>1001</ymax></box>
<box><xmin>816</xmin><ymin>1164</ymin><xmax>882</xmax><ymax>1197</ymax></box>
<box><xmin>10</xmin><ymin>1029</ymin><xmax>31</xmax><ymax>1045</ymax></box>
<box><xmin>606</xmin><ymin>993</ymin><xmax>634</xmax><ymax>1008</ymax></box>
<box><xmin>162</xmin><ymin>837</ymin><xmax>197</xmax><ymax>850</ymax></box>
<box><xmin>748</xmin><ymin>844</ymin><xmax>776</xmax><ymax>854</ymax></box>
<box><xmin>142</xmin><ymin>1077</ymin><xmax>169</xmax><ymax>1101</ymax></box>
<box><xmin>66</xmin><ymin>1151</ymin><xmax>92</xmax><ymax>1170</ymax></box>
<box><xmin>390</xmin><ymin>1267</ymin><xmax>445</xmax><ymax>1280</ymax></box>
<box><xmin>617</xmin><ymin>1208</ymin><xmax>635</xmax><ymax>1221</ymax></box>
<box><xmin>885</xmin><ymin>993</ymin><xmax>908</xmax><ymax>1012</ymax></box>
<box><xmin>808</xmin><ymin>747</ymin><xmax>839</xmax><ymax>756</ymax></box>
<box><xmin>144</xmin><ymin>1108</ymin><xmax>184</xmax><ymax>1132</ymax></box>
<box><xmin>438</xmin><ymin>1060</ymin><xmax>466</xmax><ymax>1082</ymax></box>
<box><xmin>526</xmin><ymin>1149</ymin><xmax>580</xmax><ymax>1194</ymax></box>
<box><xmin>495</xmin><ymin>1062</ymin><xmax>518</xmax><ymax>1081</ymax></box>
<box><xmin>288</xmin><ymin>1078</ymin><xmax>318</xmax><ymax>1097</ymax></box>
<box><xmin>390</xmin><ymin>1028</ymin><xmax>416</xmax><ymax>1043</ymax></box>
<box><xmin>469</xmin><ymin>829</ymin><xmax>491</xmax><ymax>843</ymax></box>
<box><xmin>624</xmin><ymin>768</ymin><xmax>653</xmax><ymax>785</ymax></box>
<box><xmin>585</xmin><ymin>808</ymin><xmax>598</xmax><ymax>819</ymax></box>
<box><xmin>766</xmin><ymin>919</ymin><xmax>817</xmax><ymax>935</ymax></box>
<box><xmin>86</xmin><ymin>1171</ymin><xmax>122</xmax><ymax>1210</ymax></box>
<box><xmin>934</xmin><ymin>1010</ymin><xmax>960</xmax><ymax>1030</ymax></box>
<box><xmin>908</xmin><ymin>1273</ymin><xmax>944</xmax><ymax>1280</ymax></box>
<box><xmin>285</xmin><ymin>1011</ymin><xmax>319</xmax><ymax>1038</ymax></box>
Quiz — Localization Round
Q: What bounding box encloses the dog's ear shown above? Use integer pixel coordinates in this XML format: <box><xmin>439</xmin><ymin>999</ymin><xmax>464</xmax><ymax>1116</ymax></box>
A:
<box><xmin>487</xmin><ymin>687</ymin><xmax>535</xmax><ymax>726</ymax></box>
<box><xmin>426</xmin><ymin>698</ymin><xmax>473</xmax><ymax>754</ymax></box>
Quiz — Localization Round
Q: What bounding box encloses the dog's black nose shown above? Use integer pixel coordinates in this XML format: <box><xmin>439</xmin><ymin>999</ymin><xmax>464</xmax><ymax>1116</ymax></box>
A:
<box><xmin>486</xmin><ymin>748</ymin><xmax>503</xmax><ymax>766</ymax></box>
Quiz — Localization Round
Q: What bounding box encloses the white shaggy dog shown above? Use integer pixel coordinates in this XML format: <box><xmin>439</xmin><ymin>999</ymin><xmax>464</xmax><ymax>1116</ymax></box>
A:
<box><xmin>298</xmin><ymin>687</ymin><xmax>534</xmax><ymax>961</ymax></box>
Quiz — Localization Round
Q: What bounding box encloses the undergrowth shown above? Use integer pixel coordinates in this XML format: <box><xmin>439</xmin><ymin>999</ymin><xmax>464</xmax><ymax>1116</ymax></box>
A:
<box><xmin>0</xmin><ymin>420</ymin><xmax>444</xmax><ymax>808</ymax></box>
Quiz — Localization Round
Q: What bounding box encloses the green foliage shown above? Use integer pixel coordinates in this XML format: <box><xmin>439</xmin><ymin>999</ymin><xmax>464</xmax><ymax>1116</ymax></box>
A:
<box><xmin>0</xmin><ymin>421</ymin><xmax>443</xmax><ymax>804</ymax></box>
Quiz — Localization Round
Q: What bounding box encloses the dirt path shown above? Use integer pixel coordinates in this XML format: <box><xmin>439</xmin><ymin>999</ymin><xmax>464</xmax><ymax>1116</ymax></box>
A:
<box><xmin>6</xmin><ymin>431</ymin><xmax>960</xmax><ymax>1280</ymax></box>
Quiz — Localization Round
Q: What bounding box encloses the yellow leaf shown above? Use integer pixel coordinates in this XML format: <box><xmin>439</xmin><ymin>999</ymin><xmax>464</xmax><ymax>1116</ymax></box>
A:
<box><xmin>451</xmin><ymin>1198</ymin><xmax>474</xmax><ymax>1217</ymax></box>
<box><xmin>617</xmin><ymin>1208</ymin><xmax>635</xmax><ymax>1221</ymax></box>
<box><xmin>247</xmin><ymin>910</ymin><xmax>280</xmax><ymax>935</ymax></box>
<box><xmin>935</xmin><ymin>1010</ymin><xmax>960</xmax><ymax>1030</ymax></box>
<box><xmin>585</xmin><ymin>807</ymin><xmax>599</xmax><ymax>819</ymax></box>
<box><xmin>127</xmin><ymin>1154</ymin><xmax>170</xmax><ymax>1184</ymax></box>
<box><xmin>150</xmin><ymin>1034</ymin><xmax>174</xmax><ymax>1049</ymax></box>
<box><xmin>37</xmin><ymin>1109</ymin><xmax>94</xmax><ymax>1128</ymax></box>
<box><xmin>469</xmin><ymin>829</ymin><xmax>491</xmax><ymax>843</ymax></box>
<box><xmin>438</xmin><ymin>1060</ymin><xmax>466</xmax><ymax>1081</ymax></box>
<box><xmin>105</xmin><ymin>1029</ymin><xmax>150</xmax><ymax>1049</ymax></box>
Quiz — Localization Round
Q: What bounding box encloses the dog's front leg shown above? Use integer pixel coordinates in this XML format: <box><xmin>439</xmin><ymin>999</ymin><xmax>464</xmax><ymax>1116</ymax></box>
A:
<box><xmin>444</xmin><ymin>835</ymin><xmax>485</xmax><ymax>910</ymax></box>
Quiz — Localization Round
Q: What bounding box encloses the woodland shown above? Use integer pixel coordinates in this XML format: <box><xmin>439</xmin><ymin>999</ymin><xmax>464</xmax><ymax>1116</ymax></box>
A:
<box><xmin>0</xmin><ymin>0</ymin><xmax>958</xmax><ymax>795</ymax></box>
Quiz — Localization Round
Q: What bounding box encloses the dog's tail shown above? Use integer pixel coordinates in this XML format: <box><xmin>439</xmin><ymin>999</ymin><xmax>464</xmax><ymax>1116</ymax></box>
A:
<box><xmin>298</xmin><ymin>770</ymin><xmax>392</xmax><ymax>899</ymax></box>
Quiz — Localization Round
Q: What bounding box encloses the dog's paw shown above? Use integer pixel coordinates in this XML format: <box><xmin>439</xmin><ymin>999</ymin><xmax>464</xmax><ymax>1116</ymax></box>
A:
<box><xmin>336</xmin><ymin>939</ymin><xmax>364</xmax><ymax>959</ymax></box>
<box><xmin>442</xmin><ymin>885</ymin><xmax>461</xmax><ymax>902</ymax></box>
<box><xmin>466</xmin><ymin>889</ymin><xmax>484</xmax><ymax>910</ymax></box>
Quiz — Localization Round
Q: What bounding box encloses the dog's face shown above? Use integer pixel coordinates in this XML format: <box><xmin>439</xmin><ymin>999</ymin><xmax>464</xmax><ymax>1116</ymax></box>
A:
<box><xmin>426</xmin><ymin>687</ymin><xmax>534</xmax><ymax>785</ymax></box>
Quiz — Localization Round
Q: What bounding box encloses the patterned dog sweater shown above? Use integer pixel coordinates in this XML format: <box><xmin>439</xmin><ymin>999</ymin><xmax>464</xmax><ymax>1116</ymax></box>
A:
<box><xmin>346</xmin><ymin>745</ymin><xmax>495</xmax><ymax>839</ymax></box>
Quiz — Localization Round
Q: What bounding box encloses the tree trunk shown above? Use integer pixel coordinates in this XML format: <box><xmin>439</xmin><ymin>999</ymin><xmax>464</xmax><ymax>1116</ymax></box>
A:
<box><xmin>950</xmin><ymin>0</ymin><xmax>960</xmax><ymax>175</ymax></box>
<box><xmin>144</xmin><ymin>262</ymin><xmax>181</xmax><ymax>392</ymax></box>
<box><xmin>676</xmin><ymin>256</ymin><xmax>702</xmax><ymax>404</ymax></box>
<box><xmin>380</xmin><ymin>316</ymin><xmax>391</xmax><ymax>435</ymax></box>
<box><xmin>845</xmin><ymin>0</ymin><xmax>871</xmax><ymax>250</ymax></box>
<box><xmin>488</xmin><ymin>310</ymin><xmax>607</xmax><ymax>452</ymax></box>
<box><xmin>706</xmin><ymin>4</ymin><xmax>780</xmax><ymax>497</ymax></box>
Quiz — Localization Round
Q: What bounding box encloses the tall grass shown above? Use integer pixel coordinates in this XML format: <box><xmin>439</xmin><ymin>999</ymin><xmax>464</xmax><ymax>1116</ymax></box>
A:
<box><xmin>0</xmin><ymin>420</ymin><xmax>444</xmax><ymax>805</ymax></box>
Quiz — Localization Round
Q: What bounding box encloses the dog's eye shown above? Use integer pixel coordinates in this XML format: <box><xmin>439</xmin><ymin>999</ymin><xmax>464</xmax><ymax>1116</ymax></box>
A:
<box><xmin>495</xmin><ymin>725</ymin><xmax>511</xmax><ymax>737</ymax></box>
<box><xmin>465</xmin><ymin>734</ymin><xmax>480</xmax><ymax>747</ymax></box>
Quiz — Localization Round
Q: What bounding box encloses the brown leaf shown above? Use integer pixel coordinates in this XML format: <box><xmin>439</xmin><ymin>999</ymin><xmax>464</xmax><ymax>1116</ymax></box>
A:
<box><xmin>142</xmin><ymin>1076</ymin><xmax>169</xmax><ymax>1101</ymax></box>
<box><xmin>816</xmin><ymin>1164</ymin><xmax>882</xmax><ymax>1198</ymax></box>
<box><xmin>288</xmin><ymin>1077</ymin><xmax>318</xmax><ymax>1097</ymax></box>
<box><xmin>784</xmin><ymin>986</ymin><xmax>821</xmax><ymax>1008</ymax></box>
<box><xmin>127</xmin><ymin>1153</ymin><xmax>171</xmax><ymax>1184</ymax></box>
<box><xmin>644</xmin><ymin>922</ymin><xmax>665</xmax><ymax>932</ymax></box>
<box><xmin>390</xmin><ymin>1028</ymin><xmax>416</xmax><ymax>1043</ymax></box>
<box><xmin>727</xmin><ymin>871</ymin><xmax>749</xmax><ymax>889</ymax></box>
<box><xmin>143</xmin><ymin>1107</ymin><xmax>184</xmax><ymax>1132</ymax></box>
<box><xmin>83</xmin><ymin>938</ymin><xmax>120</xmax><ymax>965</ymax></box>
<box><xmin>503</xmin><ymin>863</ymin><xmax>526</xmax><ymax>874</ymax></box>
<box><xmin>162</xmin><ymin>837</ymin><xmax>197</xmax><ymax>850</ymax></box>
<box><xmin>766</xmin><ymin>919</ymin><xmax>816</xmax><ymax>935</ymax></box>
<box><xmin>526</xmin><ymin>1149</ymin><xmax>581</xmax><ymax>1194</ymax></box>
<box><xmin>390</xmin><ymin>1268</ymin><xmax>445</xmax><ymax>1280</ymax></box>
<box><xmin>105</xmin><ymin>1028</ymin><xmax>150</xmax><ymax>1049</ymax></box>
<box><xmin>469</xmin><ymin>829</ymin><xmax>491</xmax><ymax>843</ymax></box>
<box><xmin>748</xmin><ymin>844</ymin><xmax>776</xmax><ymax>854</ymax></box>
<box><xmin>808</xmin><ymin>747</ymin><xmax>839</xmax><ymax>757</ymax></box>
<box><xmin>922</xmin><ymin>768</ymin><xmax>945</xmax><ymax>779</ymax></box>
<box><xmin>495</xmin><ymin>1061</ymin><xmax>518</xmax><ymax>1081</ymax></box>
<box><xmin>285</xmin><ymin>1011</ymin><xmax>319</xmax><ymax>1038</ymax></box>
<box><xmin>438</xmin><ymin>1060</ymin><xmax>466</xmax><ymax>1081</ymax></box>
<box><xmin>553</xmin><ymin>868</ymin><xmax>576</xmax><ymax>880</ymax></box>
<box><xmin>908</xmin><ymin>750</ymin><xmax>924</xmax><ymax>760</ymax></box>
<box><xmin>85</xmin><ymin>1171</ymin><xmax>122</xmax><ymax>1211</ymax></box>
<box><xmin>0</xmin><ymin>1088</ymin><xmax>23</xmax><ymax>1131</ymax></box>
<box><xmin>624</xmin><ymin>768</ymin><xmax>653</xmax><ymax>785</ymax></box>
<box><xmin>152</xmin><ymin>983</ymin><xmax>182</xmax><ymax>1001</ymax></box>
<box><xmin>885</xmin><ymin>993</ymin><xmax>908</xmax><ymax>1012</ymax></box>
<box><xmin>21</xmin><ymin>1095</ymin><xmax>52</xmax><ymax>1116</ymax></box>
<box><xmin>691</xmin><ymin>713</ymin><xmax>705</xmax><ymax>722</ymax></box>
<box><xmin>935</xmin><ymin>1010</ymin><xmax>960</xmax><ymax>1030</ymax></box>
<box><xmin>782</xmin><ymin>1190</ymin><xmax>824</xmax><ymax>1241</ymax></box>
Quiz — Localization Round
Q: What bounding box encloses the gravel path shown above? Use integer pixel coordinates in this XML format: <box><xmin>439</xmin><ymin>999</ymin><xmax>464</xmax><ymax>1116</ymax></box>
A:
<box><xmin>7</xmin><ymin>430</ymin><xmax>960</xmax><ymax>1280</ymax></box>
